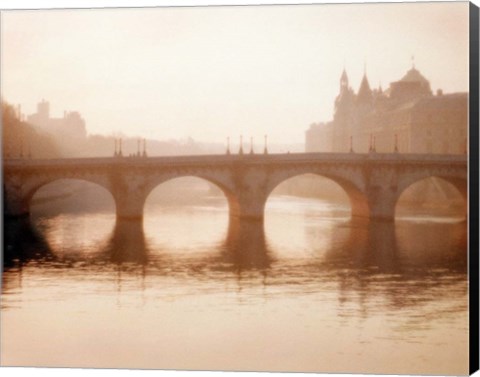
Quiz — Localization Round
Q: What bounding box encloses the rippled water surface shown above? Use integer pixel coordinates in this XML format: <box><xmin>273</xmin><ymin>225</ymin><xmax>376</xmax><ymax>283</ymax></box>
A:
<box><xmin>1</xmin><ymin>196</ymin><xmax>468</xmax><ymax>375</ymax></box>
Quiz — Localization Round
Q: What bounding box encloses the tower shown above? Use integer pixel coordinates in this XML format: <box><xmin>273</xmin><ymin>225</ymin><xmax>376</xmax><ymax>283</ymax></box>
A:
<box><xmin>333</xmin><ymin>69</ymin><xmax>355</xmax><ymax>152</ymax></box>
<box><xmin>37</xmin><ymin>99</ymin><xmax>50</xmax><ymax>120</ymax></box>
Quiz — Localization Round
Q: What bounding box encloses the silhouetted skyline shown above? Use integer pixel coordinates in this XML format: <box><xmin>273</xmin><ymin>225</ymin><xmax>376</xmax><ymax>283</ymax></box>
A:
<box><xmin>1</xmin><ymin>1</ymin><xmax>469</xmax><ymax>144</ymax></box>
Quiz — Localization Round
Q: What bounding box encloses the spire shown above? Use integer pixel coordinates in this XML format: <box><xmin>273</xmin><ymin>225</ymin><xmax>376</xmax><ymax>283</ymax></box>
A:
<box><xmin>340</xmin><ymin>68</ymin><xmax>349</xmax><ymax>91</ymax></box>
<box><xmin>335</xmin><ymin>67</ymin><xmax>354</xmax><ymax>115</ymax></box>
<box><xmin>357</xmin><ymin>72</ymin><xmax>373</xmax><ymax>104</ymax></box>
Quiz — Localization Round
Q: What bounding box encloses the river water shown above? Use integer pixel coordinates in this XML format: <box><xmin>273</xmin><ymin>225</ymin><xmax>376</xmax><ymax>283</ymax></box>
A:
<box><xmin>1</xmin><ymin>194</ymin><xmax>468</xmax><ymax>375</ymax></box>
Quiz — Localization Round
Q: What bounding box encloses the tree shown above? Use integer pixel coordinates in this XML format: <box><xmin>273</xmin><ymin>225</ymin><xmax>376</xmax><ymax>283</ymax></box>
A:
<box><xmin>2</xmin><ymin>101</ymin><xmax>61</xmax><ymax>159</ymax></box>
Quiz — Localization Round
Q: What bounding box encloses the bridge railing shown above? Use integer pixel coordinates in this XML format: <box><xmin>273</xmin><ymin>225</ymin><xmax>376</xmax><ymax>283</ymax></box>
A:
<box><xmin>3</xmin><ymin>152</ymin><xmax>468</xmax><ymax>169</ymax></box>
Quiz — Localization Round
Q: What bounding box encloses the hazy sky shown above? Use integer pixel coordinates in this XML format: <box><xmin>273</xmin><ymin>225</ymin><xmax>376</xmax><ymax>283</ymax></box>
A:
<box><xmin>1</xmin><ymin>1</ymin><xmax>470</xmax><ymax>144</ymax></box>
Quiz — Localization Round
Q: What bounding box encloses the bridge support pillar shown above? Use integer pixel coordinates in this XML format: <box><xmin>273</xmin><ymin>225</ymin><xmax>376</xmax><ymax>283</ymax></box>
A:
<box><xmin>115</xmin><ymin>198</ymin><xmax>146</xmax><ymax>220</ymax></box>
<box><xmin>113</xmin><ymin>189</ymin><xmax>148</xmax><ymax>221</ymax></box>
<box><xmin>109</xmin><ymin>172</ymin><xmax>151</xmax><ymax>221</ymax></box>
<box><xmin>3</xmin><ymin>184</ymin><xmax>29</xmax><ymax>218</ymax></box>
<box><xmin>229</xmin><ymin>193</ymin><xmax>267</xmax><ymax>222</ymax></box>
<box><xmin>366</xmin><ymin>186</ymin><xmax>397</xmax><ymax>221</ymax></box>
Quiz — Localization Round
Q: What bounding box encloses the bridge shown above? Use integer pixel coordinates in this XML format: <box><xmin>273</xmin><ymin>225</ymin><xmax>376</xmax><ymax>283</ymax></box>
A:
<box><xmin>3</xmin><ymin>152</ymin><xmax>467</xmax><ymax>222</ymax></box>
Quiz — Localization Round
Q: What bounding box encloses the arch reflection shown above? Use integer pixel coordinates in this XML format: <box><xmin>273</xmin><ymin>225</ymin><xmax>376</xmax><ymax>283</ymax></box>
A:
<box><xmin>218</xmin><ymin>218</ymin><xmax>272</xmax><ymax>272</ymax></box>
<box><xmin>315</xmin><ymin>219</ymin><xmax>467</xmax><ymax>315</ymax></box>
<box><xmin>322</xmin><ymin>220</ymin><xmax>401</xmax><ymax>273</ymax></box>
<box><xmin>100</xmin><ymin>219</ymin><xmax>149</xmax><ymax>265</ymax></box>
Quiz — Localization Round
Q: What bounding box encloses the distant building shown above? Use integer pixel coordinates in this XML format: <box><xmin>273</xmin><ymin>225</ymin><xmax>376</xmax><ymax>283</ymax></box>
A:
<box><xmin>27</xmin><ymin>99</ymin><xmax>87</xmax><ymax>142</ymax></box>
<box><xmin>306</xmin><ymin>65</ymin><xmax>468</xmax><ymax>154</ymax></box>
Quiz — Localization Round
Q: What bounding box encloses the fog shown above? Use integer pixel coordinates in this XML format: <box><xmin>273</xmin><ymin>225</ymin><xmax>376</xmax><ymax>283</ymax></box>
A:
<box><xmin>2</xmin><ymin>2</ymin><xmax>469</xmax><ymax>144</ymax></box>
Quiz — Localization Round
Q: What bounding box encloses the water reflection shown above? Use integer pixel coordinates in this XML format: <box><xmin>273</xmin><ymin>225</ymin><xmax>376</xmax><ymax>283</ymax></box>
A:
<box><xmin>218</xmin><ymin>218</ymin><xmax>272</xmax><ymax>272</ymax></box>
<box><xmin>319</xmin><ymin>219</ymin><xmax>467</xmax><ymax>320</ymax></box>
<box><xmin>3</xmin><ymin>214</ymin><xmax>467</xmax><ymax>285</ymax></box>
<box><xmin>3</xmin><ymin>218</ymin><xmax>54</xmax><ymax>269</ymax></box>
<box><xmin>320</xmin><ymin>220</ymin><xmax>401</xmax><ymax>271</ymax></box>
<box><xmin>100</xmin><ymin>219</ymin><xmax>149</xmax><ymax>265</ymax></box>
<box><xmin>2</xmin><ymin>205</ymin><xmax>468</xmax><ymax>315</ymax></box>
<box><xmin>1</xmin><ymin>201</ymin><xmax>469</xmax><ymax>374</ymax></box>
<box><xmin>5</xmin><ymin>213</ymin><xmax>467</xmax><ymax>259</ymax></box>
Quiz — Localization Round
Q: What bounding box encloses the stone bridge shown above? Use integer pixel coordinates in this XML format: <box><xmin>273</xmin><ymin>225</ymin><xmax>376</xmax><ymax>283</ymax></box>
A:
<box><xmin>3</xmin><ymin>152</ymin><xmax>467</xmax><ymax>222</ymax></box>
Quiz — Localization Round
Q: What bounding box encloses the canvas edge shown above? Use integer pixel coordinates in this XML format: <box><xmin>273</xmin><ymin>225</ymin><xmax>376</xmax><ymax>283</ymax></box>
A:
<box><xmin>469</xmin><ymin>1</ymin><xmax>480</xmax><ymax>375</ymax></box>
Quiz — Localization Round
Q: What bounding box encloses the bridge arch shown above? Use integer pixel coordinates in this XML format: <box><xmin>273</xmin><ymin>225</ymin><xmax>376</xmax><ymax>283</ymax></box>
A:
<box><xmin>142</xmin><ymin>173</ymin><xmax>240</xmax><ymax>220</ymax></box>
<box><xmin>29</xmin><ymin>178</ymin><xmax>116</xmax><ymax>216</ymax></box>
<box><xmin>396</xmin><ymin>173</ymin><xmax>467</xmax><ymax>204</ymax></box>
<box><xmin>142</xmin><ymin>175</ymin><xmax>235</xmax><ymax>249</ymax></box>
<box><xmin>395</xmin><ymin>174</ymin><xmax>467</xmax><ymax>219</ymax></box>
<box><xmin>27</xmin><ymin>177</ymin><xmax>114</xmax><ymax>206</ymax></box>
<box><xmin>263</xmin><ymin>169</ymin><xmax>370</xmax><ymax>219</ymax></box>
<box><xmin>5</xmin><ymin>174</ymin><xmax>115</xmax><ymax>218</ymax></box>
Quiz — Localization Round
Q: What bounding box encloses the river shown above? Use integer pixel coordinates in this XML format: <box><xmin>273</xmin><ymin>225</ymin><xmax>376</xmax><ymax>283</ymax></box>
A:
<box><xmin>1</xmin><ymin>195</ymin><xmax>468</xmax><ymax>375</ymax></box>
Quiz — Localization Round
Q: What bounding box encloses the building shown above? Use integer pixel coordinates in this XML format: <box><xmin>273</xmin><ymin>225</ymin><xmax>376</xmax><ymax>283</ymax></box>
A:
<box><xmin>27</xmin><ymin>100</ymin><xmax>87</xmax><ymax>140</ymax></box>
<box><xmin>306</xmin><ymin>65</ymin><xmax>468</xmax><ymax>154</ymax></box>
<box><xmin>27</xmin><ymin>99</ymin><xmax>87</xmax><ymax>156</ymax></box>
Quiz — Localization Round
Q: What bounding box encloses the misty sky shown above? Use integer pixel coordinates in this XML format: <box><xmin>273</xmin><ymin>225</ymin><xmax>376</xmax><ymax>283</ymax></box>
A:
<box><xmin>1</xmin><ymin>1</ymin><xmax>469</xmax><ymax>144</ymax></box>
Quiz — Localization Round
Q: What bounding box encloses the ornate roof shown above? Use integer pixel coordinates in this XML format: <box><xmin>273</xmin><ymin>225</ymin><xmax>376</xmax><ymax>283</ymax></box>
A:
<box><xmin>400</xmin><ymin>67</ymin><xmax>430</xmax><ymax>84</ymax></box>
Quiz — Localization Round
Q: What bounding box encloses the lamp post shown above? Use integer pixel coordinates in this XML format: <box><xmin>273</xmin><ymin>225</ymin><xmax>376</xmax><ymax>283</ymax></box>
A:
<box><xmin>239</xmin><ymin>135</ymin><xmax>244</xmax><ymax>155</ymax></box>
<box><xmin>20</xmin><ymin>132</ymin><xmax>23</xmax><ymax>158</ymax></box>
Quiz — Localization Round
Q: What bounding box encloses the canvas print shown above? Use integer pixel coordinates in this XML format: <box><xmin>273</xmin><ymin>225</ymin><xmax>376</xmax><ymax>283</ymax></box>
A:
<box><xmin>0</xmin><ymin>1</ymin><xmax>476</xmax><ymax>375</ymax></box>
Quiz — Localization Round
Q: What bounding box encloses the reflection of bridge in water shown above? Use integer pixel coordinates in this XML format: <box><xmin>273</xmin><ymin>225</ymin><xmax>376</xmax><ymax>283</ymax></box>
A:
<box><xmin>4</xmin><ymin>152</ymin><xmax>467</xmax><ymax>221</ymax></box>
<box><xmin>4</xmin><ymin>216</ymin><xmax>466</xmax><ymax>275</ymax></box>
<box><xmin>2</xmin><ymin>215</ymin><xmax>467</xmax><ymax>316</ymax></box>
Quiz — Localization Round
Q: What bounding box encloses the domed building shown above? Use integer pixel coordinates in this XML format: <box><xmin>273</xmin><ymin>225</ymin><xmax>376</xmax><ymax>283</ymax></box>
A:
<box><xmin>306</xmin><ymin>64</ymin><xmax>468</xmax><ymax>154</ymax></box>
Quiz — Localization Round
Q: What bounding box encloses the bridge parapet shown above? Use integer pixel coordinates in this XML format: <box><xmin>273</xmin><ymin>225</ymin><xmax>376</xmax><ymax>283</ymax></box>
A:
<box><xmin>3</xmin><ymin>152</ymin><xmax>467</xmax><ymax>168</ymax></box>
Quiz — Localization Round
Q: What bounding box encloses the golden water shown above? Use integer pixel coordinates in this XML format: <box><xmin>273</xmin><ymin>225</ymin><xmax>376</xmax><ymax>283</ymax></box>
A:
<box><xmin>1</xmin><ymin>196</ymin><xmax>468</xmax><ymax>374</ymax></box>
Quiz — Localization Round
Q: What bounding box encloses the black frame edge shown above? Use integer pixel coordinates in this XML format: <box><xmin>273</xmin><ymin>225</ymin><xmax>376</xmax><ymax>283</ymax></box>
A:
<box><xmin>470</xmin><ymin>1</ymin><xmax>480</xmax><ymax>375</ymax></box>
